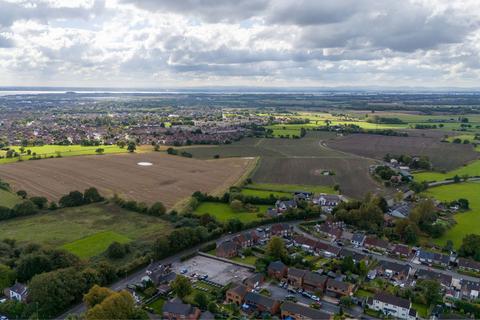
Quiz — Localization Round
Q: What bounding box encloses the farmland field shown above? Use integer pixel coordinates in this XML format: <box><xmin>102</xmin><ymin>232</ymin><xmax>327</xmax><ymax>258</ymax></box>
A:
<box><xmin>326</xmin><ymin>133</ymin><xmax>479</xmax><ymax>171</ymax></box>
<box><xmin>0</xmin><ymin>144</ymin><xmax>131</xmax><ymax>164</ymax></box>
<box><xmin>194</xmin><ymin>202</ymin><xmax>270</xmax><ymax>223</ymax></box>
<box><xmin>0</xmin><ymin>189</ymin><xmax>22</xmax><ymax>208</ymax></box>
<box><xmin>0</xmin><ymin>152</ymin><xmax>253</xmax><ymax>208</ymax></box>
<box><xmin>0</xmin><ymin>203</ymin><xmax>172</xmax><ymax>254</ymax></box>
<box><xmin>414</xmin><ymin>160</ymin><xmax>480</xmax><ymax>182</ymax></box>
<box><xmin>240</xmin><ymin>188</ymin><xmax>291</xmax><ymax>198</ymax></box>
<box><xmin>424</xmin><ymin>182</ymin><xmax>480</xmax><ymax>248</ymax></box>
<box><xmin>61</xmin><ymin>231</ymin><xmax>131</xmax><ymax>259</ymax></box>
<box><xmin>243</xmin><ymin>183</ymin><xmax>335</xmax><ymax>194</ymax></box>
<box><xmin>182</xmin><ymin>132</ymin><xmax>380</xmax><ymax>199</ymax></box>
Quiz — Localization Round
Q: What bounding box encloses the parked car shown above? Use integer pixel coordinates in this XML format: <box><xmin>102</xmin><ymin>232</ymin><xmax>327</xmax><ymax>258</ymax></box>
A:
<box><xmin>285</xmin><ymin>295</ymin><xmax>297</xmax><ymax>302</ymax></box>
<box><xmin>311</xmin><ymin>295</ymin><xmax>320</xmax><ymax>302</ymax></box>
<box><xmin>180</xmin><ymin>268</ymin><xmax>188</xmax><ymax>274</ymax></box>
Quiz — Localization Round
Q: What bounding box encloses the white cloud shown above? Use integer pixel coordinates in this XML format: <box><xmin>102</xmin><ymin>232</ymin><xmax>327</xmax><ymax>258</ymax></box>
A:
<box><xmin>0</xmin><ymin>0</ymin><xmax>479</xmax><ymax>87</ymax></box>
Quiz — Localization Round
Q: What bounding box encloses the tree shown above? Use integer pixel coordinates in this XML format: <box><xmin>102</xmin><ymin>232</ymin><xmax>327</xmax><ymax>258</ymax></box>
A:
<box><xmin>127</xmin><ymin>142</ymin><xmax>136</xmax><ymax>153</ymax></box>
<box><xmin>12</xmin><ymin>200</ymin><xmax>37</xmax><ymax>216</ymax></box>
<box><xmin>171</xmin><ymin>275</ymin><xmax>192</xmax><ymax>299</ymax></box>
<box><xmin>148</xmin><ymin>202</ymin><xmax>166</xmax><ymax>216</ymax></box>
<box><xmin>16</xmin><ymin>253</ymin><xmax>53</xmax><ymax>282</ymax></box>
<box><xmin>459</xmin><ymin>234</ymin><xmax>480</xmax><ymax>261</ymax></box>
<box><xmin>83</xmin><ymin>285</ymin><xmax>114</xmax><ymax>309</ymax></box>
<box><xmin>106</xmin><ymin>242</ymin><xmax>129</xmax><ymax>259</ymax></box>
<box><xmin>30</xmin><ymin>196</ymin><xmax>48</xmax><ymax>209</ymax></box>
<box><xmin>85</xmin><ymin>290</ymin><xmax>146</xmax><ymax>320</ymax></box>
<box><xmin>230</xmin><ymin>199</ymin><xmax>244</xmax><ymax>212</ymax></box>
<box><xmin>117</xmin><ymin>141</ymin><xmax>126</xmax><ymax>148</ymax></box>
<box><xmin>153</xmin><ymin>236</ymin><xmax>170</xmax><ymax>259</ymax></box>
<box><xmin>0</xmin><ymin>264</ymin><xmax>15</xmax><ymax>290</ymax></box>
<box><xmin>59</xmin><ymin>191</ymin><xmax>85</xmax><ymax>207</ymax></box>
<box><xmin>341</xmin><ymin>256</ymin><xmax>355</xmax><ymax>273</ymax></box>
<box><xmin>207</xmin><ymin>302</ymin><xmax>218</xmax><ymax>314</ymax></box>
<box><xmin>84</xmin><ymin>187</ymin><xmax>103</xmax><ymax>203</ymax></box>
<box><xmin>266</xmin><ymin>237</ymin><xmax>287</xmax><ymax>261</ymax></box>
<box><xmin>417</xmin><ymin>280</ymin><xmax>441</xmax><ymax>307</ymax></box>
<box><xmin>194</xmin><ymin>291</ymin><xmax>208</xmax><ymax>310</ymax></box>
<box><xmin>16</xmin><ymin>190</ymin><xmax>27</xmax><ymax>199</ymax></box>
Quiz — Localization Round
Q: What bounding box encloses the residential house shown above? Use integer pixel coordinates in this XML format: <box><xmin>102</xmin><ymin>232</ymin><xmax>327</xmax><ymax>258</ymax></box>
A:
<box><xmin>461</xmin><ymin>280</ymin><xmax>480</xmax><ymax>300</ymax></box>
<box><xmin>244</xmin><ymin>273</ymin><xmax>265</xmax><ymax>290</ymax></box>
<box><xmin>163</xmin><ymin>298</ymin><xmax>201</xmax><ymax>320</ymax></box>
<box><xmin>233</xmin><ymin>231</ymin><xmax>259</xmax><ymax>248</ymax></box>
<box><xmin>5</xmin><ymin>283</ymin><xmax>28</xmax><ymax>302</ymax></box>
<box><xmin>244</xmin><ymin>292</ymin><xmax>281</xmax><ymax>315</ymax></box>
<box><xmin>270</xmin><ymin>223</ymin><xmax>293</xmax><ymax>237</ymax></box>
<box><xmin>316</xmin><ymin>223</ymin><xmax>343</xmax><ymax>241</ymax></box>
<box><xmin>268</xmin><ymin>261</ymin><xmax>288</xmax><ymax>280</ymax></box>
<box><xmin>275</xmin><ymin>200</ymin><xmax>297</xmax><ymax>212</ymax></box>
<box><xmin>339</xmin><ymin>248</ymin><xmax>368</xmax><ymax>264</ymax></box>
<box><xmin>287</xmin><ymin>268</ymin><xmax>306</xmax><ymax>288</ymax></box>
<box><xmin>216</xmin><ymin>240</ymin><xmax>239</xmax><ymax>258</ymax></box>
<box><xmin>458</xmin><ymin>258</ymin><xmax>480</xmax><ymax>273</ymax></box>
<box><xmin>281</xmin><ymin>301</ymin><xmax>331</xmax><ymax>320</ymax></box>
<box><xmin>367</xmin><ymin>292</ymin><xmax>416</xmax><ymax>320</ymax></box>
<box><xmin>392</xmin><ymin>244</ymin><xmax>410</xmax><ymax>258</ymax></box>
<box><xmin>294</xmin><ymin>191</ymin><xmax>313</xmax><ymax>202</ymax></box>
<box><xmin>325</xmin><ymin>278</ymin><xmax>354</xmax><ymax>298</ymax></box>
<box><xmin>414</xmin><ymin>269</ymin><xmax>452</xmax><ymax>289</ymax></box>
<box><xmin>377</xmin><ymin>261</ymin><xmax>411</xmax><ymax>281</ymax></box>
<box><xmin>389</xmin><ymin>203</ymin><xmax>412</xmax><ymax>219</ymax></box>
<box><xmin>316</xmin><ymin>242</ymin><xmax>341</xmax><ymax>258</ymax></box>
<box><xmin>351</xmin><ymin>233</ymin><xmax>366</xmax><ymax>247</ymax></box>
<box><xmin>417</xmin><ymin>250</ymin><xmax>450</xmax><ymax>267</ymax></box>
<box><xmin>302</xmin><ymin>271</ymin><xmax>328</xmax><ymax>293</ymax></box>
<box><xmin>226</xmin><ymin>284</ymin><xmax>248</xmax><ymax>305</ymax></box>
<box><xmin>364</xmin><ymin>236</ymin><xmax>390</xmax><ymax>252</ymax></box>
<box><xmin>313</xmin><ymin>194</ymin><xmax>342</xmax><ymax>213</ymax></box>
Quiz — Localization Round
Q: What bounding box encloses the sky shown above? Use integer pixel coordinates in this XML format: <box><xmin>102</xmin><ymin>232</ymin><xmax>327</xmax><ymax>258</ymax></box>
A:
<box><xmin>0</xmin><ymin>0</ymin><xmax>479</xmax><ymax>88</ymax></box>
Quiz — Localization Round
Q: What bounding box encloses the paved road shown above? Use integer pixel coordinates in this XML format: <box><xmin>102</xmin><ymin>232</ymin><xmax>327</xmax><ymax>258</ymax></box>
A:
<box><xmin>428</xmin><ymin>177</ymin><xmax>480</xmax><ymax>187</ymax></box>
<box><xmin>293</xmin><ymin>225</ymin><xmax>480</xmax><ymax>283</ymax></box>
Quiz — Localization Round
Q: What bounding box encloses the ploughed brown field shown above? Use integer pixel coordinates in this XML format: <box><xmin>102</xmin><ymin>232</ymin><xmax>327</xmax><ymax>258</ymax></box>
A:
<box><xmin>0</xmin><ymin>153</ymin><xmax>253</xmax><ymax>208</ymax></box>
<box><xmin>326</xmin><ymin>134</ymin><xmax>479</xmax><ymax>171</ymax></box>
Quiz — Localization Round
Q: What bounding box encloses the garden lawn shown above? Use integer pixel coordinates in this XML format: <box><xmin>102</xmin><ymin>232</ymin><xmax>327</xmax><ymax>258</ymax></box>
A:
<box><xmin>425</xmin><ymin>182</ymin><xmax>480</xmax><ymax>248</ymax></box>
<box><xmin>414</xmin><ymin>159</ymin><xmax>480</xmax><ymax>182</ymax></box>
<box><xmin>412</xmin><ymin>303</ymin><xmax>429</xmax><ymax>318</ymax></box>
<box><xmin>0</xmin><ymin>203</ymin><xmax>171</xmax><ymax>254</ymax></box>
<box><xmin>245</xmin><ymin>183</ymin><xmax>335</xmax><ymax>194</ymax></box>
<box><xmin>0</xmin><ymin>144</ymin><xmax>129</xmax><ymax>164</ymax></box>
<box><xmin>0</xmin><ymin>189</ymin><xmax>22</xmax><ymax>208</ymax></box>
<box><xmin>147</xmin><ymin>297</ymin><xmax>165</xmax><ymax>314</ymax></box>
<box><xmin>194</xmin><ymin>202</ymin><xmax>269</xmax><ymax>223</ymax></box>
<box><xmin>240</xmin><ymin>188</ymin><xmax>291</xmax><ymax>198</ymax></box>
<box><xmin>61</xmin><ymin>231</ymin><xmax>131</xmax><ymax>259</ymax></box>
<box><xmin>231</xmin><ymin>255</ymin><xmax>258</xmax><ymax>266</ymax></box>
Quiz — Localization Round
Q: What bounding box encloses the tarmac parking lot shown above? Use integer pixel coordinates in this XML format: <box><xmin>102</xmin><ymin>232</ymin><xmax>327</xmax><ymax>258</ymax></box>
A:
<box><xmin>171</xmin><ymin>255</ymin><xmax>255</xmax><ymax>286</ymax></box>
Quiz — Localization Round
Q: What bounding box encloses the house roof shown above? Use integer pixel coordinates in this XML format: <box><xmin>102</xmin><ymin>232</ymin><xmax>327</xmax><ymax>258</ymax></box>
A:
<box><xmin>281</xmin><ymin>301</ymin><xmax>330</xmax><ymax>319</ymax></box>
<box><xmin>217</xmin><ymin>240</ymin><xmax>238</xmax><ymax>253</ymax></box>
<box><xmin>200</xmin><ymin>311</ymin><xmax>215</xmax><ymax>320</ymax></box>
<box><xmin>268</xmin><ymin>260</ymin><xmax>286</xmax><ymax>272</ymax></box>
<box><xmin>379</xmin><ymin>260</ymin><xmax>410</xmax><ymax>274</ymax></box>
<box><xmin>229</xmin><ymin>284</ymin><xmax>248</xmax><ymax>297</ymax></box>
<box><xmin>458</xmin><ymin>258</ymin><xmax>480</xmax><ymax>271</ymax></box>
<box><xmin>352</xmin><ymin>233</ymin><xmax>365</xmax><ymax>243</ymax></box>
<box><xmin>416</xmin><ymin>269</ymin><xmax>452</xmax><ymax>287</ymax></box>
<box><xmin>392</xmin><ymin>244</ymin><xmax>410</xmax><ymax>255</ymax></box>
<box><xmin>10</xmin><ymin>283</ymin><xmax>28</xmax><ymax>295</ymax></box>
<box><xmin>163</xmin><ymin>300</ymin><xmax>196</xmax><ymax>316</ymax></box>
<box><xmin>245</xmin><ymin>292</ymin><xmax>278</xmax><ymax>309</ymax></box>
<box><xmin>373</xmin><ymin>291</ymin><xmax>411</xmax><ymax>309</ymax></box>
<box><xmin>288</xmin><ymin>267</ymin><xmax>307</xmax><ymax>278</ymax></box>
<box><xmin>303</xmin><ymin>271</ymin><xmax>327</xmax><ymax>286</ymax></box>
<box><xmin>339</xmin><ymin>248</ymin><xmax>367</xmax><ymax>262</ymax></box>
<box><xmin>364</xmin><ymin>236</ymin><xmax>390</xmax><ymax>249</ymax></box>
<box><xmin>418</xmin><ymin>250</ymin><xmax>450</xmax><ymax>264</ymax></box>
<box><xmin>244</xmin><ymin>273</ymin><xmax>264</xmax><ymax>286</ymax></box>
<box><xmin>326</xmin><ymin>278</ymin><xmax>352</xmax><ymax>291</ymax></box>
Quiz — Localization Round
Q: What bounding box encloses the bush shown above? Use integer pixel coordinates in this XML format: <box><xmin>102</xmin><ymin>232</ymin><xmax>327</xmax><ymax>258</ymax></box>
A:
<box><xmin>59</xmin><ymin>191</ymin><xmax>85</xmax><ymax>207</ymax></box>
<box><xmin>30</xmin><ymin>196</ymin><xmax>48</xmax><ymax>209</ymax></box>
<box><xmin>106</xmin><ymin>242</ymin><xmax>130</xmax><ymax>259</ymax></box>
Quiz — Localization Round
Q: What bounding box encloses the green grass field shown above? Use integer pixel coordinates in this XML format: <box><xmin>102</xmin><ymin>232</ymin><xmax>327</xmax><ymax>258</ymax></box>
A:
<box><xmin>244</xmin><ymin>183</ymin><xmax>335</xmax><ymax>194</ymax></box>
<box><xmin>0</xmin><ymin>189</ymin><xmax>23</xmax><ymax>208</ymax></box>
<box><xmin>414</xmin><ymin>160</ymin><xmax>480</xmax><ymax>182</ymax></box>
<box><xmin>0</xmin><ymin>144</ymin><xmax>128</xmax><ymax>164</ymax></box>
<box><xmin>0</xmin><ymin>203</ymin><xmax>171</xmax><ymax>257</ymax></box>
<box><xmin>231</xmin><ymin>255</ymin><xmax>258</xmax><ymax>266</ymax></box>
<box><xmin>61</xmin><ymin>231</ymin><xmax>131</xmax><ymax>259</ymax></box>
<box><xmin>240</xmin><ymin>188</ymin><xmax>291</xmax><ymax>198</ymax></box>
<box><xmin>425</xmin><ymin>182</ymin><xmax>480</xmax><ymax>248</ymax></box>
<box><xmin>147</xmin><ymin>297</ymin><xmax>165</xmax><ymax>314</ymax></box>
<box><xmin>194</xmin><ymin>202</ymin><xmax>270</xmax><ymax>223</ymax></box>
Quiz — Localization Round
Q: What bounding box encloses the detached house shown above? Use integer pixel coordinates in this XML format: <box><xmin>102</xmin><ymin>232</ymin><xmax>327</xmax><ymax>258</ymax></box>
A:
<box><xmin>377</xmin><ymin>261</ymin><xmax>410</xmax><ymax>281</ymax></box>
<box><xmin>275</xmin><ymin>200</ymin><xmax>297</xmax><ymax>212</ymax></box>
<box><xmin>163</xmin><ymin>298</ymin><xmax>201</xmax><ymax>320</ymax></box>
<box><xmin>351</xmin><ymin>233</ymin><xmax>366</xmax><ymax>247</ymax></box>
<box><xmin>461</xmin><ymin>280</ymin><xmax>480</xmax><ymax>300</ymax></box>
<box><xmin>216</xmin><ymin>240</ymin><xmax>239</xmax><ymax>258</ymax></box>
<box><xmin>325</xmin><ymin>278</ymin><xmax>354</xmax><ymax>298</ymax></box>
<box><xmin>268</xmin><ymin>261</ymin><xmax>288</xmax><ymax>280</ymax></box>
<box><xmin>281</xmin><ymin>301</ymin><xmax>332</xmax><ymax>320</ymax></box>
<box><xmin>5</xmin><ymin>283</ymin><xmax>28</xmax><ymax>302</ymax></box>
<box><xmin>226</xmin><ymin>284</ymin><xmax>248</xmax><ymax>305</ymax></box>
<box><xmin>287</xmin><ymin>268</ymin><xmax>306</xmax><ymax>288</ymax></box>
<box><xmin>244</xmin><ymin>292</ymin><xmax>281</xmax><ymax>315</ymax></box>
<box><xmin>316</xmin><ymin>223</ymin><xmax>343</xmax><ymax>241</ymax></box>
<box><xmin>367</xmin><ymin>292</ymin><xmax>417</xmax><ymax>320</ymax></box>
<box><xmin>313</xmin><ymin>194</ymin><xmax>342</xmax><ymax>212</ymax></box>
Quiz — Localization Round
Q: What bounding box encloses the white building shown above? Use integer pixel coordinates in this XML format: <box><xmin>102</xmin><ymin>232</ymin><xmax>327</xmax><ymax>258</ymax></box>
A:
<box><xmin>368</xmin><ymin>292</ymin><xmax>416</xmax><ymax>320</ymax></box>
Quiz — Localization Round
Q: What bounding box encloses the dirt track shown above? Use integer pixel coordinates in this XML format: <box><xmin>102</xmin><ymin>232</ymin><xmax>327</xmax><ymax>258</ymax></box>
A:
<box><xmin>0</xmin><ymin>153</ymin><xmax>253</xmax><ymax>208</ymax></box>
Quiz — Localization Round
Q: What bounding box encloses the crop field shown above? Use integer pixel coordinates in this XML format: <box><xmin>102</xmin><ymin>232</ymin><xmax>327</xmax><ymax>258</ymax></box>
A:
<box><xmin>240</xmin><ymin>188</ymin><xmax>291</xmax><ymax>198</ymax></box>
<box><xmin>326</xmin><ymin>134</ymin><xmax>479</xmax><ymax>171</ymax></box>
<box><xmin>0</xmin><ymin>203</ymin><xmax>172</xmax><ymax>254</ymax></box>
<box><xmin>414</xmin><ymin>160</ymin><xmax>480</xmax><ymax>182</ymax></box>
<box><xmin>0</xmin><ymin>152</ymin><xmax>253</xmax><ymax>208</ymax></box>
<box><xmin>62</xmin><ymin>231</ymin><xmax>131</xmax><ymax>259</ymax></box>
<box><xmin>0</xmin><ymin>144</ymin><xmax>130</xmax><ymax>164</ymax></box>
<box><xmin>194</xmin><ymin>202</ymin><xmax>270</xmax><ymax>223</ymax></box>
<box><xmin>0</xmin><ymin>189</ymin><xmax>22</xmax><ymax>208</ymax></box>
<box><xmin>182</xmin><ymin>132</ymin><xmax>380</xmax><ymax>199</ymax></box>
<box><xmin>244</xmin><ymin>183</ymin><xmax>335</xmax><ymax>194</ymax></box>
<box><xmin>424</xmin><ymin>182</ymin><xmax>480</xmax><ymax>248</ymax></box>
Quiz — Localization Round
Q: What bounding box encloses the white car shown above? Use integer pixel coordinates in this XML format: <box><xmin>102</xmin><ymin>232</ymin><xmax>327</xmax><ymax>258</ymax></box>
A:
<box><xmin>311</xmin><ymin>295</ymin><xmax>320</xmax><ymax>302</ymax></box>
